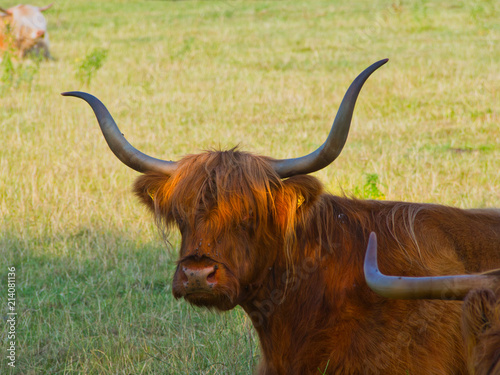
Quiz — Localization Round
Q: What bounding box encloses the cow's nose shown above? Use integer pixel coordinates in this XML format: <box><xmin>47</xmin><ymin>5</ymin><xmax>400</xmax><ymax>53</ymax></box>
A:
<box><xmin>181</xmin><ymin>265</ymin><xmax>218</xmax><ymax>292</ymax></box>
<box><xmin>36</xmin><ymin>30</ymin><xmax>45</xmax><ymax>38</ymax></box>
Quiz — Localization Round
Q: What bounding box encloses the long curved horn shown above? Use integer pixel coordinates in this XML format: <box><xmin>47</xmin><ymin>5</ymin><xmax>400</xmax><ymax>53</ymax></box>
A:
<box><xmin>0</xmin><ymin>7</ymin><xmax>12</xmax><ymax>15</ymax></box>
<box><xmin>270</xmin><ymin>59</ymin><xmax>388</xmax><ymax>178</ymax></box>
<box><xmin>62</xmin><ymin>92</ymin><xmax>178</xmax><ymax>175</ymax></box>
<box><xmin>364</xmin><ymin>232</ymin><xmax>500</xmax><ymax>300</ymax></box>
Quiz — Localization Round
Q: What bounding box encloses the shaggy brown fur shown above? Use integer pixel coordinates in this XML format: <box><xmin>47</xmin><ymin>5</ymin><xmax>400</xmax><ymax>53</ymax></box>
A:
<box><xmin>133</xmin><ymin>149</ymin><xmax>500</xmax><ymax>374</ymax></box>
<box><xmin>462</xmin><ymin>288</ymin><xmax>500</xmax><ymax>375</ymax></box>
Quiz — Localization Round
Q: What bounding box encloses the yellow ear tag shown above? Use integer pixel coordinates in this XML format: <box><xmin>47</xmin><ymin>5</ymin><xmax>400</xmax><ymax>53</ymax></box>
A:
<box><xmin>148</xmin><ymin>188</ymin><xmax>156</xmax><ymax>201</ymax></box>
<box><xmin>297</xmin><ymin>193</ymin><xmax>305</xmax><ymax>209</ymax></box>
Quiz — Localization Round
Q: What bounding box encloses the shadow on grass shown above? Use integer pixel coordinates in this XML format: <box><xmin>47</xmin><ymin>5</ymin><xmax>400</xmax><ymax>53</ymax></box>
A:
<box><xmin>0</xmin><ymin>230</ymin><xmax>258</xmax><ymax>375</ymax></box>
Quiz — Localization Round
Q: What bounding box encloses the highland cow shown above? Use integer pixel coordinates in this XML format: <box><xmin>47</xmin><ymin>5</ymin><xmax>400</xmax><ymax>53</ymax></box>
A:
<box><xmin>63</xmin><ymin>59</ymin><xmax>500</xmax><ymax>374</ymax></box>
<box><xmin>0</xmin><ymin>3</ymin><xmax>52</xmax><ymax>59</ymax></box>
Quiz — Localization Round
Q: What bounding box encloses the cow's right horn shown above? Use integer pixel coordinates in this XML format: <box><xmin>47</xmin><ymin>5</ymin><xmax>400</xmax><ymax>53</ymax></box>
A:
<box><xmin>62</xmin><ymin>92</ymin><xmax>178</xmax><ymax>175</ymax></box>
<box><xmin>364</xmin><ymin>232</ymin><xmax>500</xmax><ymax>300</ymax></box>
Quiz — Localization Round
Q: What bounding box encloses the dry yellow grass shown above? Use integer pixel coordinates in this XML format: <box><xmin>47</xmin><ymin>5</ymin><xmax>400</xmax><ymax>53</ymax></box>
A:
<box><xmin>0</xmin><ymin>0</ymin><xmax>499</xmax><ymax>373</ymax></box>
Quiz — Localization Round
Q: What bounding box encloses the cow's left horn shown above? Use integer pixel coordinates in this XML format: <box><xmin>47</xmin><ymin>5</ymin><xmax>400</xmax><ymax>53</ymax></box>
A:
<box><xmin>270</xmin><ymin>59</ymin><xmax>388</xmax><ymax>178</ymax></box>
<box><xmin>62</xmin><ymin>92</ymin><xmax>178</xmax><ymax>175</ymax></box>
<box><xmin>364</xmin><ymin>232</ymin><xmax>500</xmax><ymax>300</ymax></box>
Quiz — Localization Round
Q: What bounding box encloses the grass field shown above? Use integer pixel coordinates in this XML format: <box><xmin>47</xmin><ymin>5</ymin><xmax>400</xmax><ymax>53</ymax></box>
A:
<box><xmin>1</xmin><ymin>0</ymin><xmax>499</xmax><ymax>373</ymax></box>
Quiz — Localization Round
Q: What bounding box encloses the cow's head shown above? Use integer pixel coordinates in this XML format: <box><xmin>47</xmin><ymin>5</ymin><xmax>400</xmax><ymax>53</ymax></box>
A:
<box><xmin>63</xmin><ymin>59</ymin><xmax>388</xmax><ymax>311</ymax></box>
<box><xmin>132</xmin><ymin>150</ymin><xmax>327</xmax><ymax>310</ymax></box>
<box><xmin>0</xmin><ymin>4</ymin><xmax>52</xmax><ymax>55</ymax></box>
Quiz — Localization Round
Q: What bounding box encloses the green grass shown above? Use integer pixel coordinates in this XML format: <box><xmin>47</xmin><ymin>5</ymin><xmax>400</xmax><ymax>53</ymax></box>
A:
<box><xmin>1</xmin><ymin>0</ymin><xmax>499</xmax><ymax>373</ymax></box>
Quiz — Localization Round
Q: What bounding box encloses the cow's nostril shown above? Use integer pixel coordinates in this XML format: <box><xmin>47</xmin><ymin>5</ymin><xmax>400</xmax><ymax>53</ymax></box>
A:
<box><xmin>207</xmin><ymin>270</ymin><xmax>217</xmax><ymax>283</ymax></box>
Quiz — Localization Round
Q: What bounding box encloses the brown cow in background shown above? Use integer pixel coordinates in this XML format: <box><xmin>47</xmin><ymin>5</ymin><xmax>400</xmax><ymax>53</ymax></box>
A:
<box><xmin>365</xmin><ymin>232</ymin><xmax>500</xmax><ymax>374</ymax></box>
<box><xmin>63</xmin><ymin>60</ymin><xmax>500</xmax><ymax>374</ymax></box>
<box><xmin>0</xmin><ymin>3</ymin><xmax>52</xmax><ymax>59</ymax></box>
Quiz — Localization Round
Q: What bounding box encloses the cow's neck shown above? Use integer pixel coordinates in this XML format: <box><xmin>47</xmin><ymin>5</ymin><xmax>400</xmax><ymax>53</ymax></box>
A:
<box><xmin>238</xmin><ymin>198</ymin><xmax>365</xmax><ymax>372</ymax></box>
<box><xmin>240</xmin><ymin>241</ymin><xmax>370</xmax><ymax>374</ymax></box>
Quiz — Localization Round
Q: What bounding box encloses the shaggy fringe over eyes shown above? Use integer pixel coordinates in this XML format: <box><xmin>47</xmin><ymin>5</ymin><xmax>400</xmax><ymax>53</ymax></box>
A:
<box><xmin>133</xmin><ymin>150</ymin><xmax>315</xmax><ymax>256</ymax></box>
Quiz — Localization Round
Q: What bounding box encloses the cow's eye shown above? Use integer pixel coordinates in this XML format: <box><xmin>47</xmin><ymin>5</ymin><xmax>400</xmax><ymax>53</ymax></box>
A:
<box><xmin>239</xmin><ymin>216</ymin><xmax>255</xmax><ymax>231</ymax></box>
<box><xmin>176</xmin><ymin>217</ymin><xmax>186</xmax><ymax>228</ymax></box>
<box><xmin>172</xmin><ymin>213</ymin><xmax>186</xmax><ymax>229</ymax></box>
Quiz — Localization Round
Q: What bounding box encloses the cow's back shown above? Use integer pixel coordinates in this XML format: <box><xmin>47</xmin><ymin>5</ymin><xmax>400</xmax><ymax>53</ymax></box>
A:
<box><xmin>251</xmin><ymin>196</ymin><xmax>500</xmax><ymax>374</ymax></box>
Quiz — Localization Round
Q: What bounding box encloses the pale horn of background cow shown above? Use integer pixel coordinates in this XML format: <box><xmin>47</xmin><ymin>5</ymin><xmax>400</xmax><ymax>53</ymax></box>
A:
<box><xmin>364</xmin><ymin>232</ymin><xmax>500</xmax><ymax>300</ymax></box>
<box><xmin>62</xmin><ymin>58</ymin><xmax>388</xmax><ymax>178</ymax></box>
<box><xmin>39</xmin><ymin>3</ymin><xmax>54</xmax><ymax>12</ymax></box>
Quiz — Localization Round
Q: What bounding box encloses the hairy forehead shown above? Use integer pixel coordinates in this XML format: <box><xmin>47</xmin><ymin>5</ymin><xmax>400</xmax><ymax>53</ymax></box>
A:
<box><xmin>165</xmin><ymin>151</ymin><xmax>280</xmax><ymax>211</ymax></box>
<box><xmin>10</xmin><ymin>5</ymin><xmax>46</xmax><ymax>26</ymax></box>
<box><xmin>173</xmin><ymin>151</ymin><xmax>278</xmax><ymax>190</ymax></box>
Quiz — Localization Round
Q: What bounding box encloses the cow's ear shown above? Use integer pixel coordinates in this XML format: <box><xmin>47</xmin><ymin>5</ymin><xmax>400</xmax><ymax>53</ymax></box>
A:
<box><xmin>133</xmin><ymin>172</ymin><xmax>171</xmax><ymax>212</ymax></box>
<box><xmin>282</xmin><ymin>175</ymin><xmax>323</xmax><ymax>210</ymax></box>
<box><xmin>275</xmin><ymin>175</ymin><xmax>323</xmax><ymax>229</ymax></box>
<box><xmin>461</xmin><ymin>288</ymin><xmax>497</xmax><ymax>371</ymax></box>
<box><xmin>462</xmin><ymin>289</ymin><xmax>497</xmax><ymax>339</ymax></box>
